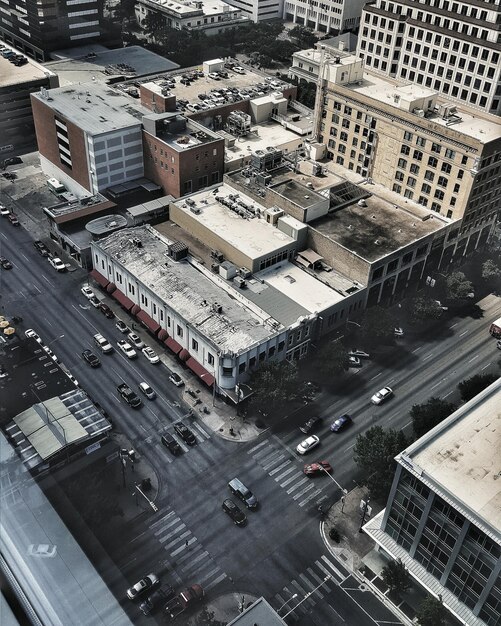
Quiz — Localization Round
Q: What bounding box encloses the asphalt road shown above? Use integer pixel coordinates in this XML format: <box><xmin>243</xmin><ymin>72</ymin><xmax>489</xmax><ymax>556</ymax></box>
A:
<box><xmin>2</xmin><ymin>221</ymin><xmax>499</xmax><ymax>625</ymax></box>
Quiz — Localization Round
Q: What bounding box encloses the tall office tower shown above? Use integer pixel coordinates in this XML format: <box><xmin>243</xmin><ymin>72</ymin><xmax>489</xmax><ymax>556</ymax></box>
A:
<box><xmin>0</xmin><ymin>0</ymin><xmax>104</xmax><ymax>61</ymax></box>
<box><xmin>356</xmin><ymin>0</ymin><xmax>501</xmax><ymax>116</ymax></box>
<box><xmin>283</xmin><ymin>0</ymin><xmax>366</xmax><ymax>34</ymax></box>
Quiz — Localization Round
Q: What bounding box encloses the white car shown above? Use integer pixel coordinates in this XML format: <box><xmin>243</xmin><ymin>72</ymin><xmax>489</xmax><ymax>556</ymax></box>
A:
<box><xmin>126</xmin><ymin>573</ymin><xmax>160</xmax><ymax>600</ymax></box>
<box><xmin>139</xmin><ymin>381</ymin><xmax>156</xmax><ymax>399</ymax></box>
<box><xmin>25</xmin><ymin>328</ymin><xmax>43</xmax><ymax>343</ymax></box>
<box><xmin>348</xmin><ymin>356</ymin><xmax>361</xmax><ymax>367</ymax></box>
<box><xmin>93</xmin><ymin>333</ymin><xmax>113</xmax><ymax>353</ymax></box>
<box><xmin>348</xmin><ymin>350</ymin><xmax>370</xmax><ymax>359</ymax></box>
<box><xmin>127</xmin><ymin>332</ymin><xmax>144</xmax><ymax>349</ymax></box>
<box><xmin>116</xmin><ymin>319</ymin><xmax>130</xmax><ymax>334</ymax></box>
<box><xmin>371</xmin><ymin>386</ymin><xmax>393</xmax><ymax>405</ymax></box>
<box><xmin>394</xmin><ymin>327</ymin><xmax>404</xmax><ymax>337</ymax></box>
<box><xmin>169</xmin><ymin>372</ymin><xmax>184</xmax><ymax>387</ymax></box>
<box><xmin>117</xmin><ymin>340</ymin><xmax>137</xmax><ymax>359</ymax></box>
<box><xmin>81</xmin><ymin>286</ymin><xmax>95</xmax><ymax>299</ymax></box>
<box><xmin>208</xmin><ymin>72</ymin><xmax>220</xmax><ymax>80</ymax></box>
<box><xmin>89</xmin><ymin>295</ymin><xmax>100</xmax><ymax>308</ymax></box>
<box><xmin>0</xmin><ymin>205</ymin><xmax>10</xmax><ymax>216</ymax></box>
<box><xmin>49</xmin><ymin>257</ymin><xmax>66</xmax><ymax>272</ymax></box>
<box><xmin>233</xmin><ymin>66</ymin><xmax>245</xmax><ymax>74</ymax></box>
<box><xmin>142</xmin><ymin>346</ymin><xmax>160</xmax><ymax>364</ymax></box>
<box><xmin>296</xmin><ymin>435</ymin><xmax>320</xmax><ymax>455</ymax></box>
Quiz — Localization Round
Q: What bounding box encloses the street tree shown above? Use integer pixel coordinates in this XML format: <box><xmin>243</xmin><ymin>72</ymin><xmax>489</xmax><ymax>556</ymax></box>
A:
<box><xmin>482</xmin><ymin>259</ymin><xmax>501</xmax><ymax>281</ymax></box>
<box><xmin>410</xmin><ymin>397</ymin><xmax>457</xmax><ymax>438</ymax></box>
<box><xmin>314</xmin><ymin>340</ymin><xmax>348</xmax><ymax>380</ymax></box>
<box><xmin>141</xmin><ymin>11</ymin><xmax>166</xmax><ymax>38</ymax></box>
<box><xmin>289</xmin><ymin>25</ymin><xmax>318</xmax><ymax>48</ymax></box>
<box><xmin>353</xmin><ymin>426</ymin><xmax>408</xmax><ymax>500</ymax></box>
<box><xmin>249</xmin><ymin>360</ymin><xmax>302</xmax><ymax>415</ymax></box>
<box><xmin>458</xmin><ymin>373</ymin><xmax>497</xmax><ymax>403</ymax></box>
<box><xmin>445</xmin><ymin>271</ymin><xmax>474</xmax><ymax>301</ymax></box>
<box><xmin>381</xmin><ymin>559</ymin><xmax>411</xmax><ymax>593</ymax></box>
<box><xmin>404</xmin><ymin>296</ymin><xmax>443</xmax><ymax>324</ymax></box>
<box><xmin>358</xmin><ymin>306</ymin><xmax>398</xmax><ymax>346</ymax></box>
<box><xmin>191</xmin><ymin>606</ymin><xmax>226</xmax><ymax>626</ymax></box>
<box><xmin>415</xmin><ymin>596</ymin><xmax>447</xmax><ymax>626</ymax></box>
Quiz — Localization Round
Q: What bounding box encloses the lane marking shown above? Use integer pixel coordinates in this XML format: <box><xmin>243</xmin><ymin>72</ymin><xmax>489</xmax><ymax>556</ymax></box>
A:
<box><xmin>286</xmin><ymin>477</ymin><xmax>309</xmax><ymax>494</ymax></box>
<box><xmin>299</xmin><ymin>572</ymin><xmax>324</xmax><ymax>599</ymax></box>
<box><xmin>423</xmin><ymin>353</ymin><xmax>433</xmax><ymax>360</ymax></box>
<box><xmin>280</xmin><ymin>471</ymin><xmax>303</xmax><ymax>488</ymax></box>
<box><xmin>321</xmin><ymin>555</ymin><xmax>348</xmax><ymax>582</ymax></box>
<box><xmin>459</xmin><ymin>330</ymin><xmax>468</xmax><ymax>337</ymax></box>
<box><xmin>263</xmin><ymin>453</ymin><xmax>285</xmax><ymax>471</ymax></box>
<box><xmin>292</xmin><ymin>483</ymin><xmax>314</xmax><ymax>500</ymax></box>
<box><xmin>345</xmin><ymin>443</ymin><xmax>355</xmax><ymax>452</ymax></box>
<box><xmin>430</xmin><ymin>381</ymin><xmax>442</xmax><ymax>390</ymax></box>
<box><xmin>443</xmin><ymin>391</ymin><xmax>453</xmax><ymax>399</ymax></box>
<box><xmin>156</xmin><ymin>522</ymin><xmax>186</xmax><ymax>541</ymax></box>
<box><xmin>41</xmin><ymin>274</ymin><xmax>55</xmax><ymax>288</ymax></box>
<box><xmin>370</xmin><ymin>373</ymin><xmax>381</xmax><ymax>381</ymax></box>
<box><xmin>481</xmin><ymin>363</ymin><xmax>492</xmax><ymax>371</ymax></box>
<box><xmin>468</xmin><ymin>354</ymin><xmax>479</xmax><ymax>363</ymax></box>
<box><xmin>180</xmin><ymin>550</ymin><xmax>209</xmax><ymax>572</ymax></box>
<box><xmin>411</xmin><ymin>347</ymin><xmax>421</xmax><ymax>353</ymax></box>
<box><xmin>149</xmin><ymin>511</ymin><xmax>175</xmax><ymax>529</ymax></box>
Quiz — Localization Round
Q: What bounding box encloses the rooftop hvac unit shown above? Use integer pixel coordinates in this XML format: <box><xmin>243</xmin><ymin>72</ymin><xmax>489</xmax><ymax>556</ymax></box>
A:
<box><xmin>211</xmin><ymin>250</ymin><xmax>224</xmax><ymax>262</ymax></box>
<box><xmin>211</xmin><ymin>263</ymin><xmax>220</xmax><ymax>273</ymax></box>
<box><xmin>186</xmin><ymin>198</ymin><xmax>196</xmax><ymax>206</ymax></box>
<box><xmin>189</xmin><ymin>206</ymin><xmax>201</xmax><ymax>214</ymax></box>
<box><xmin>233</xmin><ymin>276</ymin><xmax>246</xmax><ymax>289</ymax></box>
<box><xmin>212</xmin><ymin>302</ymin><xmax>223</xmax><ymax>314</ymax></box>
<box><xmin>238</xmin><ymin>267</ymin><xmax>252</xmax><ymax>278</ymax></box>
<box><xmin>413</xmin><ymin>108</ymin><xmax>425</xmax><ymax>117</ymax></box>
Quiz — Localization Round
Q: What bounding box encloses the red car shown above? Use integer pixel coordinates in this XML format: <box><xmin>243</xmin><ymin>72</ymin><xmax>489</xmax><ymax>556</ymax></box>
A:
<box><xmin>8</xmin><ymin>213</ymin><xmax>19</xmax><ymax>226</ymax></box>
<box><xmin>303</xmin><ymin>461</ymin><xmax>332</xmax><ymax>476</ymax></box>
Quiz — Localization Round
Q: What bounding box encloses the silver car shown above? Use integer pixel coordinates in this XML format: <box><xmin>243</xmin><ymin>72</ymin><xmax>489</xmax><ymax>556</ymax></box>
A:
<box><xmin>371</xmin><ymin>387</ymin><xmax>393</xmax><ymax>405</ymax></box>
<box><xmin>296</xmin><ymin>435</ymin><xmax>320</xmax><ymax>455</ymax></box>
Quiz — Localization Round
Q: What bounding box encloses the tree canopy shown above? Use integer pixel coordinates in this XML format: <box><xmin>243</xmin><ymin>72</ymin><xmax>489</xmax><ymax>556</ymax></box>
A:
<box><xmin>458</xmin><ymin>373</ymin><xmax>497</xmax><ymax>403</ymax></box>
<box><xmin>249</xmin><ymin>360</ymin><xmax>303</xmax><ymax>415</ymax></box>
<box><xmin>404</xmin><ymin>296</ymin><xmax>443</xmax><ymax>324</ymax></box>
<box><xmin>314</xmin><ymin>340</ymin><xmax>349</xmax><ymax>380</ymax></box>
<box><xmin>381</xmin><ymin>559</ymin><xmax>411</xmax><ymax>593</ymax></box>
<box><xmin>416</xmin><ymin>596</ymin><xmax>447</xmax><ymax>626</ymax></box>
<box><xmin>353</xmin><ymin>426</ymin><xmax>408</xmax><ymax>500</ymax></box>
<box><xmin>410</xmin><ymin>397</ymin><xmax>457</xmax><ymax>438</ymax></box>
<box><xmin>482</xmin><ymin>259</ymin><xmax>501</xmax><ymax>281</ymax></box>
<box><xmin>358</xmin><ymin>306</ymin><xmax>398</xmax><ymax>346</ymax></box>
<box><xmin>445</xmin><ymin>271</ymin><xmax>474</xmax><ymax>300</ymax></box>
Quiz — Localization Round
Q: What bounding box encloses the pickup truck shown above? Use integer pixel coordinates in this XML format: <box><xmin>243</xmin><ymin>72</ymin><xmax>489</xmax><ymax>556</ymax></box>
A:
<box><xmin>165</xmin><ymin>584</ymin><xmax>204</xmax><ymax>620</ymax></box>
<box><xmin>117</xmin><ymin>383</ymin><xmax>142</xmax><ymax>408</ymax></box>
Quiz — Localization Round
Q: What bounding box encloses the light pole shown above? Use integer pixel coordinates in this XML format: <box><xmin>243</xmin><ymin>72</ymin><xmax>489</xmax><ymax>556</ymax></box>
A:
<box><xmin>276</xmin><ymin>593</ymin><xmax>297</xmax><ymax>613</ymax></box>
<box><xmin>282</xmin><ymin>576</ymin><xmax>331</xmax><ymax>618</ymax></box>
<box><xmin>319</xmin><ymin>464</ymin><xmax>348</xmax><ymax>495</ymax></box>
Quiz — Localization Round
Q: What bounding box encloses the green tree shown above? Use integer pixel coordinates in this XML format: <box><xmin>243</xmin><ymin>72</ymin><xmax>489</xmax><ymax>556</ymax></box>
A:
<box><xmin>353</xmin><ymin>426</ymin><xmax>408</xmax><ymax>500</ymax></box>
<box><xmin>249</xmin><ymin>361</ymin><xmax>302</xmax><ymax>415</ymax></box>
<box><xmin>381</xmin><ymin>559</ymin><xmax>411</xmax><ymax>593</ymax></box>
<box><xmin>458</xmin><ymin>373</ymin><xmax>497</xmax><ymax>403</ymax></box>
<box><xmin>410</xmin><ymin>397</ymin><xmax>457</xmax><ymax>438</ymax></box>
<box><xmin>314</xmin><ymin>341</ymin><xmax>349</xmax><ymax>379</ymax></box>
<box><xmin>482</xmin><ymin>259</ymin><xmax>501</xmax><ymax>281</ymax></box>
<box><xmin>141</xmin><ymin>11</ymin><xmax>166</xmax><ymax>38</ymax></box>
<box><xmin>289</xmin><ymin>25</ymin><xmax>318</xmax><ymax>48</ymax></box>
<box><xmin>191</xmin><ymin>605</ymin><xmax>226</xmax><ymax>626</ymax></box>
<box><xmin>416</xmin><ymin>596</ymin><xmax>447</xmax><ymax>626</ymax></box>
<box><xmin>358</xmin><ymin>306</ymin><xmax>398</xmax><ymax>346</ymax></box>
<box><xmin>445</xmin><ymin>271</ymin><xmax>474</xmax><ymax>300</ymax></box>
<box><xmin>405</xmin><ymin>296</ymin><xmax>443</xmax><ymax>323</ymax></box>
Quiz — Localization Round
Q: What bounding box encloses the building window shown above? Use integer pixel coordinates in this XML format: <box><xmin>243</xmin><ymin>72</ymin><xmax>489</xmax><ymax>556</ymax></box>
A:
<box><xmin>208</xmin><ymin>352</ymin><xmax>215</xmax><ymax>365</ymax></box>
<box><xmin>398</xmin><ymin>158</ymin><xmax>407</xmax><ymax>169</ymax></box>
<box><xmin>437</xmin><ymin>176</ymin><xmax>448</xmax><ymax>188</ymax></box>
<box><xmin>401</xmin><ymin>145</ymin><xmax>410</xmax><ymax>155</ymax></box>
<box><xmin>404</xmin><ymin>131</ymin><xmax>413</xmax><ymax>141</ymax></box>
<box><xmin>238</xmin><ymin>362</ymin><xmax>246</xmax><ymax>374</ymax></box>
<box><xmin>441</xmin><ymin>163</ymin><xmax>452</xmax><ymax>174</ymax></box>
<box><xmin>410</xmin><ymin>164</ymin><xmax>420</xmax><ymax>175</ymax></box>
<box><xmin>395</xmin><ymin>171</ymin><xmax>404</xmax><ymax>182</ymax></box>
<box><xmin>268</xmin><ymin>345</ymin><xmax>276</xmax><ymax>357</ymax></box>
<box><xmin>445</xmin><ymin>148</ymin><xmax>456</xmax><ymax>159</ymax></box>
<box><xmin>428</xmin><ymin>157</ymin><xmax>438</xmax><ymax>168</ymax></box>
<box><xmin>278</xmin><ymin>340</ymin><xmax>285</xmax><ymax>352</ymax></box>
<box><xmin>192</xmin><ymin>338</ymin><xmax>198</xmax><ymax>351</ymax></box>
<box><xmin>431</xmin><ymin>142</ymin><xmax>441</xmax><ymax>154</ymax></box>
<box><xmin>413</xmin><ymin>150</ymin><xmax>423</xmax><ymax>161</ymax></box>
<box><xmin>424</xmin><ymin>170</ymin><xmax>435</xmax><ymax>182</ymax></box>
<box><xmin>177</xmin><ymin>325</ymin><xmax>183</xmax><ymax>337</ymax></box>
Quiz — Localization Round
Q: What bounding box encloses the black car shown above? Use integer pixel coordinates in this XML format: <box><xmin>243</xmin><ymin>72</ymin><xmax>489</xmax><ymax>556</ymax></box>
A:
<box><xmin>173</xmin><ymin>421</ymin><xmax>196</xmax><ymax>445</ymax></box>
<box><xmin>139</xmin><ymin>586</ymin><xmax>175</xmax><ymax>616</ymax></box>
<box><xmin>299</xmin><ymin>416</ymin><xmax>323</xmax><ymax>435</ymax></box>
<box><xmin>2</xmin><ymin>156</ymin><xmax>22</xmax><ymax>169</ymax></box>
<box><xmin>0</xmin><ymin>257</ymin><xmax>13</xmax><ymax>269</ymax></box>
<box><xmin>222</xmin><ymin>498</ymin><xmax>247</xmax><ymax>526</ymax></box>
<box><xmin>161</xmin><ymin>433</ymin><xmax>182</xmax><ymax>455</ymax></box>
<box><xmin>98</xmin><ymin>302</ymin><xmax>115</xmax><ymax>318</ymax></box>
<box><xmin>82</xmin><ymin>349</ymin><xmax>101</xmax><ymax>368</ymax></box>
<box><xmin>33</xmin><ymin>240</ymin><xmax>49</xmax><ymax>257</ymax></box>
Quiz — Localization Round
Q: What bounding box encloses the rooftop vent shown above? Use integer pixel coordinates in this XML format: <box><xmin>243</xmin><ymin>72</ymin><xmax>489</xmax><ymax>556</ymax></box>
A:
<box><xmin>357</xmin><ymin>199</ymin><xmax>367</xmax><ymax>207</ymax></box>
<box><xmin>212</xmin><ymin>302</ymin><xmax>223</xmax><ymax>314</ymax></box>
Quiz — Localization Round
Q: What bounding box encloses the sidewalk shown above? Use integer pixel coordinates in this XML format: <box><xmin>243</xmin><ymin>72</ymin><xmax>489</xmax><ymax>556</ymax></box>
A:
<box><xmin>320</xmin><ymin>486</ymin><xmax>429</xmax><ymax>626</ymax></box>
<box><xmin>186</xmin><ymin>592</ymin><xmax>259</xmax><ymax>625</ymax></box>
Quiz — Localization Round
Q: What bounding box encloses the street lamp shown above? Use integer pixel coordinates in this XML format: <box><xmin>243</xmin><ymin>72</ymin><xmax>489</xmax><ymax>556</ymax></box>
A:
<box><xmin>282</xmin><ymin>576</ymin><xmax>331</xmax><ymax>618</ymax></box>
<box><xmin>276</xmin><ymin>593</ymin><xmax>297</xmax><ymax>613</ymax></box>
<box><xmin>319</xmin><ymin>464</ymin><xmax>348</xmax><ymax>495</ymax></box>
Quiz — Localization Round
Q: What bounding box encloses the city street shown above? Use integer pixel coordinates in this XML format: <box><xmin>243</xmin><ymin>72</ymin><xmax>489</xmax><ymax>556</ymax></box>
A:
<box><xmin>1</xmin><ymin>221</ymin><xmax>500</xmax><ymax>625</ymax></box>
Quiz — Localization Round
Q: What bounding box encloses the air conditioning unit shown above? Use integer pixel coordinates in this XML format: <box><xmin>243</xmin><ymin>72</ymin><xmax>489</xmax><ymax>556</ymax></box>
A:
<box><xmin>233</xmin><ymin>276</ymin><xmax>246</xmax><ymax>289</ymax></box>
<box><xmin>212</xmin><ymin>303</ymin><xmax>223</xmax><ymax>314</ymax></box>
<box><xmin>238</xmin><ymin>267</ymin><xmax>252</xmax><ymax>278</ymax></box>
<box><xmin>413</xmin><ymin>108</ymin><xmax>425</xmax><ymax>117</ymax></box>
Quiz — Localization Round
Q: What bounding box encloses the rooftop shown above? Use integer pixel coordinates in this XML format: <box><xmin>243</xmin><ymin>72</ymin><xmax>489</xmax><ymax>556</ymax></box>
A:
<box><xmin>171</xmin><ymin>184</ymin><xmax>297</xmax><ymax>259</ymax></box>
<box><xmin>227</xmin><ymin>597</ymin><xmax>286</xmax><ymax>625</ymax></box>
<box><xmin>272</xmin><ymin>178</ymin><xmax>327</xmax><ymax>209</ymax></box>
<box><xmin>401</xmin><ymin>378</ymin><xmax>501</xmax><ymax>534</ymax></box>
<box><xmin>96</xmin><ymin>226</ymin><xmax>282</xmax><ymax>354</ymax></box>
<box><xmin>138</xmin><ymin>0</ymin><xmax>243</xmax><ymax>16</ymax></box>
<box><xmin>311</xmin><ymin>190</ymin><xmax>448</xmax><ymax>262</ymax></box>
<box><xmin>344</xmin><ymin>70</ymin><xmax>501</xmax><ymax>144</ymax></box>
<box><xmin>0</xmin><ymin>43</ymin><xmax>55</xmax><ymax>88</ymax></box>
<box><xmin>32</xmin><ymin>81</ymin><xmax>147</xmax><ymax>135</ymax></box>
<box><xmin>43</xmin><ymin>45</ymin><xmax>179</xmax><ymax>87</ymax></box>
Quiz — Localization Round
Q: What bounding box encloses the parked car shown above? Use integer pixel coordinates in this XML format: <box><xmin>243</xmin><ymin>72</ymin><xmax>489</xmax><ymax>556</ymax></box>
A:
<box><xmin>33</xmin><ymin>240</ymin><xmax>49</xmax><ymax>256</ymax></box>
<box><xmin>139</xmin><ymin>381</ymin><xmax>156</xmax><ymax>400</ymax></box>
<box><xmin>127</xmin><ymin>332</ymin><xmax>144</xmax><ymax>349</ymax></box>
<box><xmin>0</xmin><ymin>257</ymin><xmax>13</xmax><ymax>269</ymax></box>
<box><xmin>48</xmin><ymin>256</ymin><xmax>66</xmax><ymax>272</ymax></box>
<box><xmin>394</xmin><ymin>327</ymin><xmax>404</xmax><ymax>337</ymax></box>
<box><xmin>497</xmin><ymin>340</ymin><xmax>501</xmax><ymax>350</ymax></box>
<box><xmin>222</xmin><ymin>498</ymin><xmax>246</xmax><ymax>526</ymax></box>
<box><xmin>208</xmin><ymin>72</ymin><xmax>220</xmax><ymax>80</ymax></box>
<box><xmin>82</xmin><ymin>349</ymin><xmax>100</xmax><ymax>368</ymax></box>
<box><xmin>348</xmin><ymin>356</ymin><xmax>361</xmax><ymax>367</ymax></box>
<box><xmin>126</xmin><ymin>573</ymin><xmax>160</xmax><ymax>600</ymax></box>
<box><xmin>139</xmin><ymin>586</ymin><xmax>175</xmax><ymax>616</ymax></box>
<box><xmin>117</xmin><ymin>339</ymin><xmax>137</xmax><ymax>359</ymax></box>
<box><xmin>93</xmin><ymin>333</ymin><xmax>113</xmax><ymax>353</ymax></box>
<box><xmin>115</xmin><ymin>319</ymin><xmax>130</xmax><ymax>333</ymax></box>
<box><xmin>169</xmin><ymin>372</ymin><xmax>184</xmax><ymax>387</ymax></box>
<box><xmin>434</xmin><ymin>300</ymin><xmax>449</xmax><ymax>311</ymax></box>
<box><xmin>81</xmin><ymin>286</ymin><xmax>95</xmax><ymax>299</ymax></box>
<box><xmin>142</xmin><ymin>346</ymin><xmax>160</xmax><ymax>364</ymax></box>
<box><xmin>89</xmin><ymin>295</ymin><xmax>100</xmax><ymax>308</ymax></box>
<box><xmin>161</xmin><ymin>433</ymin><xmax>182</xmax><ymax>455</ymax></box>
<box><xmin>330</xmin><ymin>414</ymin><xmax>352</xmax><ymax>432</ymax></box>
<box><xmin>296</xmin><ymin>435</ymin><xmax>320</xmax><ymax>455</ymax></box>
<box><xmin>299</xmin><ymin>416</ymin><xmax>322</xmax><ymax>434</ymax></box>
<box><xmin>303</xmin><ymin>461</ymin><xmax>332</xmax><ymax>476</ymax></box>
<box><xmin>371</xmin><ymin>386</ymin><xmax>393</xmax><ymax>405</ymax></box>
<box><xmin>98</xmin><ymin>302</ymin><xmax>115</xmax><ymax>318</ymax></box>
<box><xmin>25</xmin><ymin>328</ymin><xmax>43</xmax><ymax>343</ymax></box>
<box><xmin>0</xmin><ymin>205</ymin><xmax>10</xmax><ymax>216</ymax></box>
<box><xmin>174</xmin><ymin>421</ymin><xmax>196</xmax><ymax>445</ymax></box>
<box><xmin>348</xmin><ymin>350</ymin><xmax>370</xmax><ymax>359</ymax></box>
<box><xmin>233</xmin><ymin>66</ymin><xmax>245</xmax><ymax>74</ymax></box>
<box><xmin>7</xmin><ymin>213</ymin><xmax>19</xmax><ymax>226</ymax></box>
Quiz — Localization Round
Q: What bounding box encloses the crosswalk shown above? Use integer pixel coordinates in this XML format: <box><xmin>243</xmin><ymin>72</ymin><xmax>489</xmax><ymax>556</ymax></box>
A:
<box><xmin>271</xmin><ymin>554</ymin><xmax>349</xmax><ymax>618</ymax></box>
<box><xmin>155</xmin><ymin>421</ymin><xmax>213</xmax><ymax>460</ymax></box>
<box><xmin>145</xmin><ymin>506</ymin><xmax>227</xmax><ymax>593</ymax></box>
<box><xmin>247</xmin><ymin>439</ymin><xmax>328</xmax><ymax>509</ymax></box>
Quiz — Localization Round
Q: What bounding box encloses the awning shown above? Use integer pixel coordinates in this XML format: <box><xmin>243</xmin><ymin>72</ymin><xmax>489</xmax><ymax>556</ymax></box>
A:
<box><xmin>158</xmin><ymin>329</ymin><xmax>169</xmax><ymax>341</ymax></box>
<box><xmin>89</xmin><ymin>269</ymin><xmax>109</xmax><ymax>288</ymax></box>
<box><xmin>106</xmin><ymin>282</ymin><xmax>117</xmax><ymax>294</ymax></box>
<box><xmin>179</xmin><ymin>348</ymin><xmax>190</xmax><ymax>362</ymax></box>
<box><xmin>186</xmin><ymin>357</ymin><xmax>215</xmax><ymax>386</ymax></box>
<box><xmin>111</xmin><ymin>289</ymin><xmax>135</xmax><ymax>312</ymax></box>
<box><xmin>137</xmin><ymin>310</ymin><xmax>161</xmax><ymax>334</ymax></box>
<box><xmin>165</xmin><ymin>337</ymin><xmax>182</xmax><ymax>355</ymax></box>
<box><xmin>131</xmin><ymin>304</ymin><xmax>141</xmax><ymax>316</ymax></box>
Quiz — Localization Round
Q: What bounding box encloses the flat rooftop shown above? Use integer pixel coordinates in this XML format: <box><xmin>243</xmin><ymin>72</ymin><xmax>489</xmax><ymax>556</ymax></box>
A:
<box><xmin>172</xmin><ymin>184</ymin><xmax>296</xmax><ymax>259</ymax></box>
<box><xmin>311</xmin><ymin>191</ymin><xmax>447</xmax><ymax>262</ymax></box>
<box><xmin>44</xmin><ymin>45</ymin><xmax>179</xmax><ymax>87</ymax></box>
<box><xmin>347</xmin><ymin>70</ymin><xmax>501</xmax><ymax>144</ymax></box>
<box><xmin>272</xmin><ymin>178</ymin><xmax>326</xmax><ymax>209</ymax></box>
<box><xmin>401</xmin><ymin>378</ymin><xmax>501</xmax><ymax>534</ymax></box>
<box><xmin>96</xmin><ymin>226</ymin><xmax>282</xmax><ymax>353</ymax></box>
<box><xmin>138</xmin><ymin>0</ymin><xmax>242</xmax><ymax>16</ymax></box>
<box><xmin>32</xmin><ymin>81</ymin><xmax>148</xmax><ymax>134</ymax></box>
<box><xmin>0</xmin><ymin>44</ymin><xmax>55</xmax><ymax>88</ymax></box>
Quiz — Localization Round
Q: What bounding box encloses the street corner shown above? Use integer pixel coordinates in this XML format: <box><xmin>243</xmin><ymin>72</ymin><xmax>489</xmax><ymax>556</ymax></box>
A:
<box><xmin>186</xmin><ymin>591</ymin><xmax>260</xmax><ymax>625</ymax></box>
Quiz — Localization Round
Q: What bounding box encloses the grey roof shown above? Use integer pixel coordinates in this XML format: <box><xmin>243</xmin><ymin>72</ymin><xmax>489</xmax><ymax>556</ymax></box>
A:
<box><xmin>95</xmin><ymin>226</ymin><xmax>283</xmax><ymax>354</ymax></box>
<box><xmin>244</xmin><ymin>277</ymin><xmax>309</xmax><ymax>326</ymax></box>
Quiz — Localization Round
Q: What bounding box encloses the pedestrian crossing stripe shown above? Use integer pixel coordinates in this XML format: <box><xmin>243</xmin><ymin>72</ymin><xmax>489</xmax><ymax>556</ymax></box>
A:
<box><xmin>247</xmin><ymin>440</ymin><xmax>269</xmax><ymax>454</ymax></box>
<box><xmin>205</xmin><ymin>572</ymin><xmax>227</xmax><ymax>592</ymax></box>
<box><xmin>192</xmin><ymin>422</ymin><xmax>210</xmax><ymax>438</ymax></box>
<box><xmin>299</xmin><ymin>572</ymin><xmax>324</xmax><ymax>599</ymax></box>
<box><xmin>319</xmin><ymin>555</ymin><xmax>347</xmax><ymax>582</ymax></box>
<box><xmin>268</xmin><ymin>459</ymin><xmax>291</xmax><ymax>475</ymax></box>
<box><xmin>157</xmin><ymin>522</ymin><xmax>186</xmax><ymax>542</ymax></box>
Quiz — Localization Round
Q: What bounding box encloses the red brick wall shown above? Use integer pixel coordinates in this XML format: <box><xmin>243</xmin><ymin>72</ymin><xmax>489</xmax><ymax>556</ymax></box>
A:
<box><xmin>140</xmin><ymin>85</ymin><xmax>176</xmax><ymax>113</ymax></box>
<box><xmin>143</xmin><ymin>130</ymin><xmax>225</xmax><ymax>198</ymax></box>
<box><xmin>31</xmin><ymin>95</ymin><xmax>91</xmax><ymax>192</ymax></box>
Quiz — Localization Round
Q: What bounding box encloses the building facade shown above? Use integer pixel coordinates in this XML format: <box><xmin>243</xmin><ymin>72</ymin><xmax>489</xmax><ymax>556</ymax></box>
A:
<box><xmin>364</xmin><ymin>378</ymin><xmax>501</xmax><ymax>626</ymax></box>
<box><xmin>223</xmin><ymin>0</ymin><xmax>283</xmax><ymax>22</ymax></box>
<box><xmin>283</xmin><ymin>0</ymin><xmax>366</xmax><ymax>34</ymax></box>
<box><xmin>0</xmin><ymin>0</ymin><xmax>103</xmax><ymax>61</ymax></box>
<box><xmin>356</xmin><ymin>0</ymin><xmax>501</xmax><ymax>116</ymax></box>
